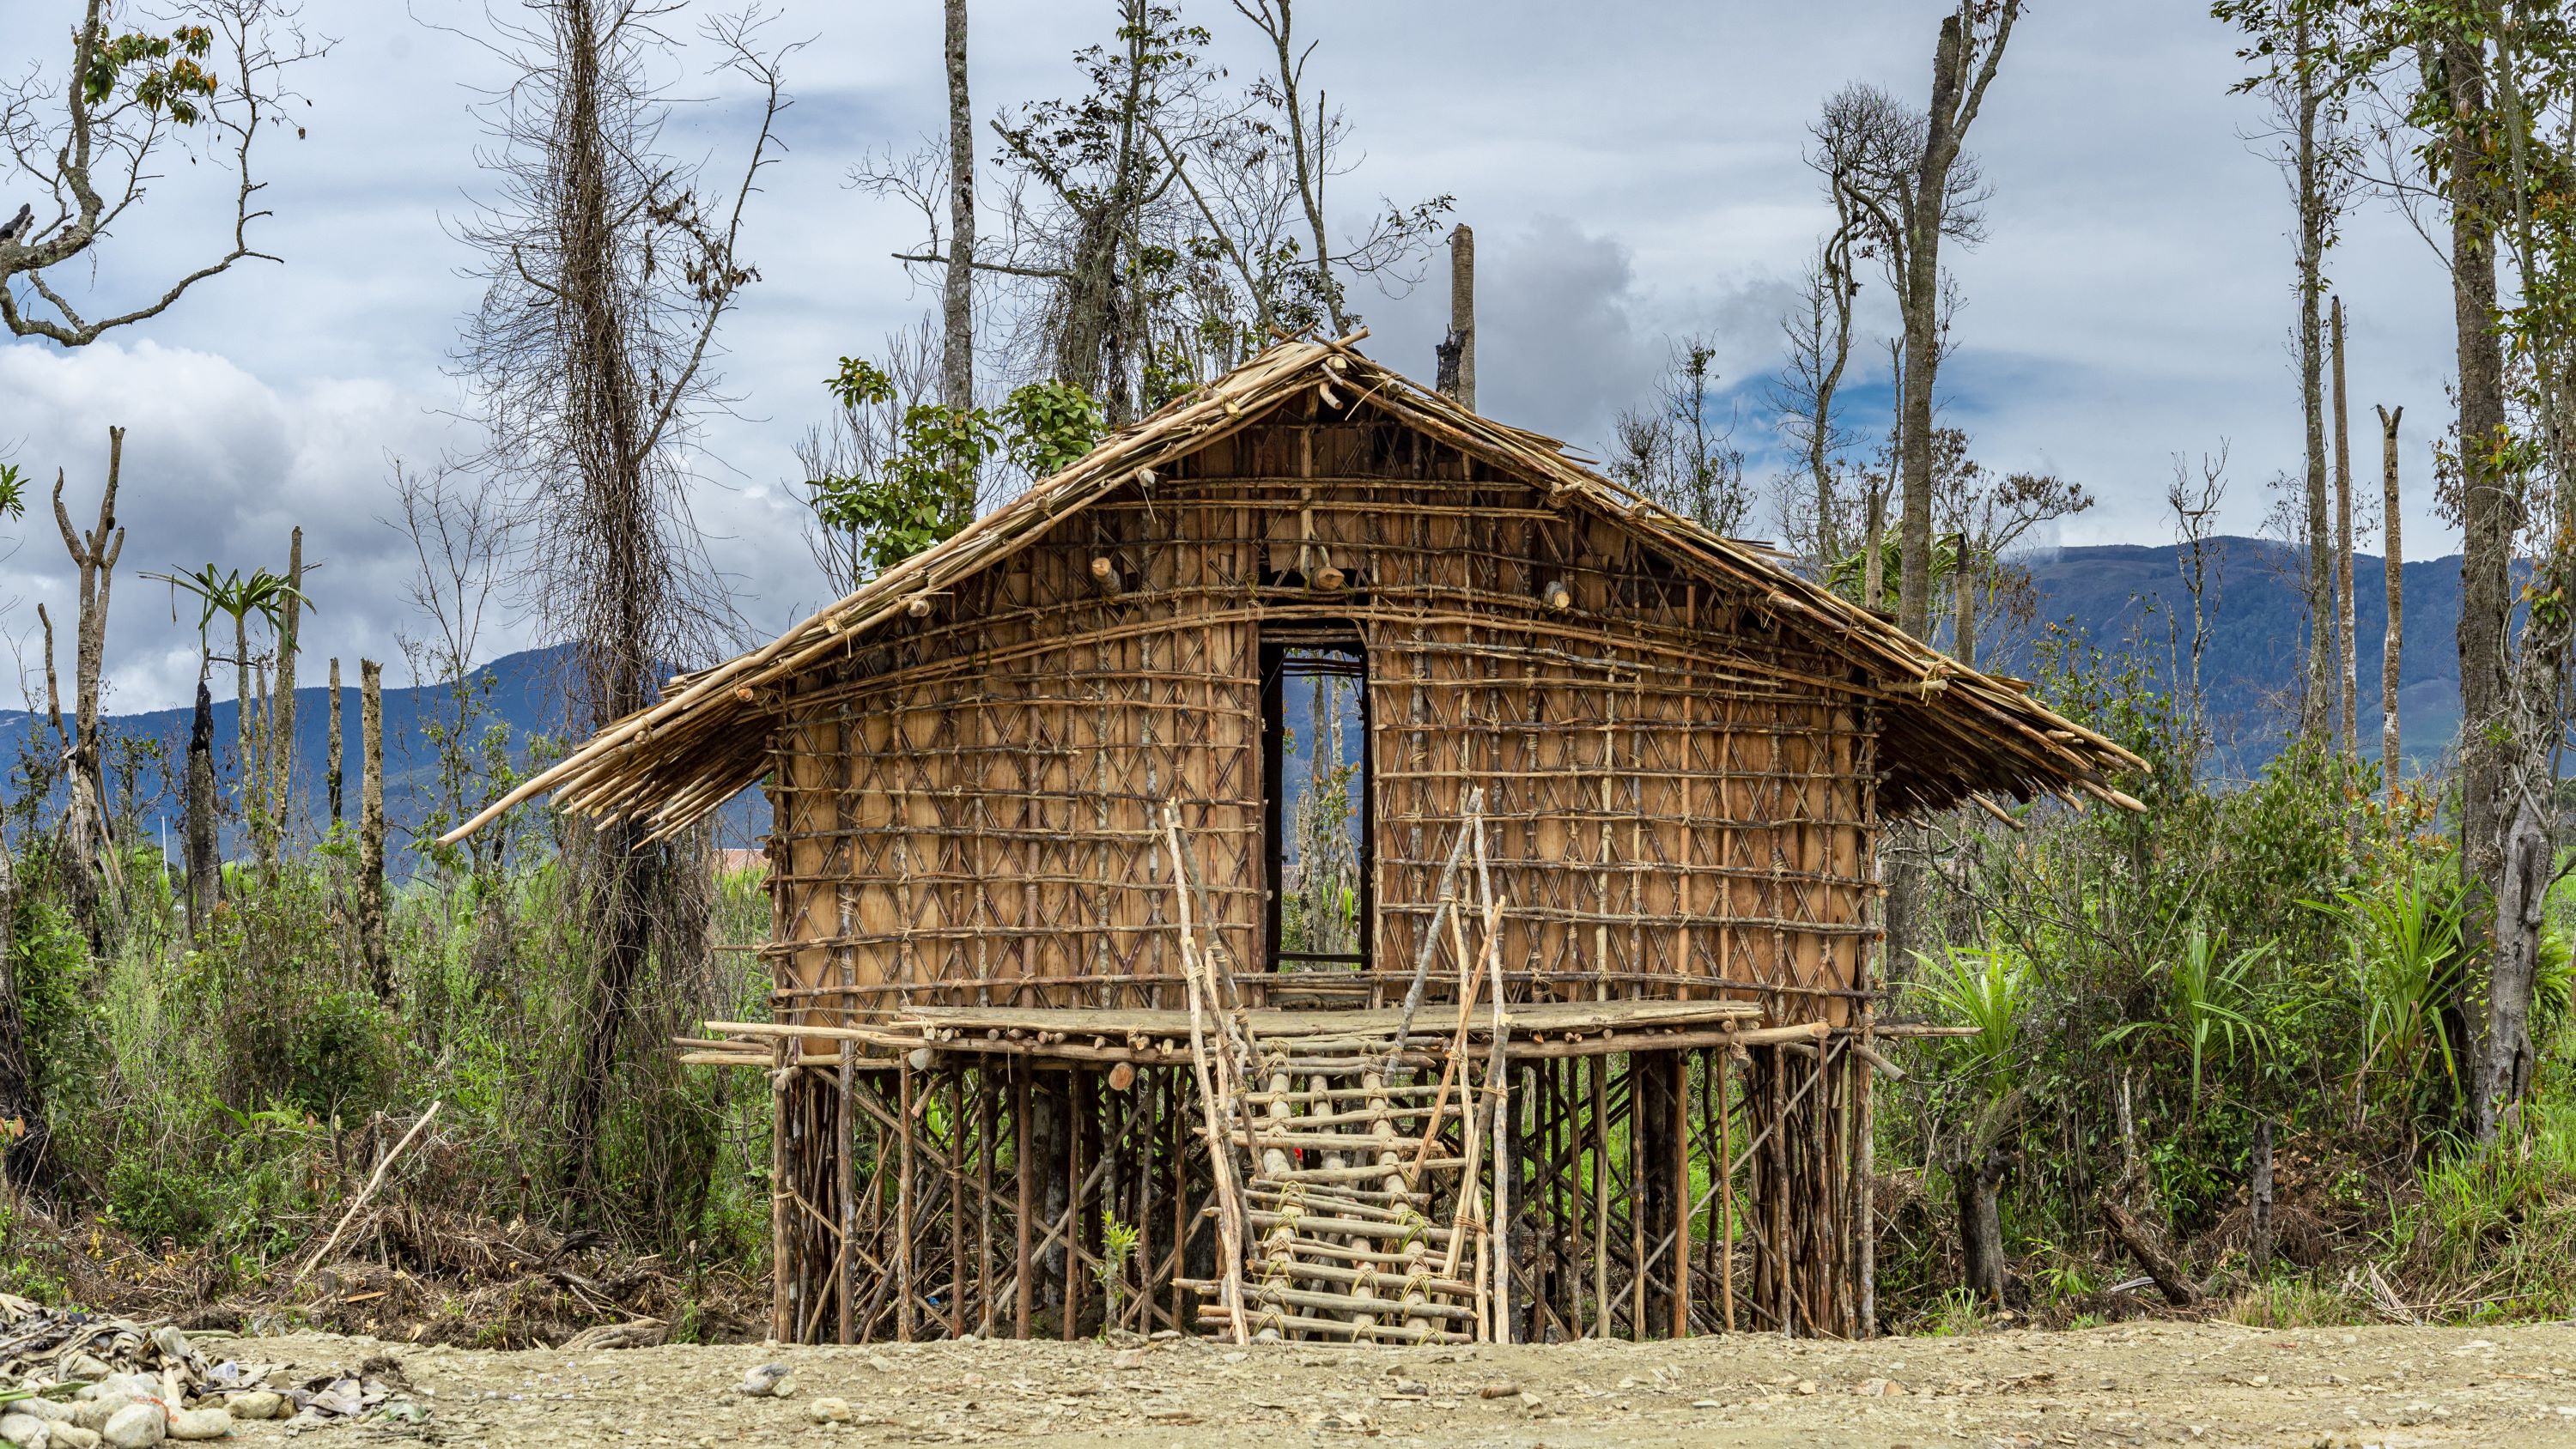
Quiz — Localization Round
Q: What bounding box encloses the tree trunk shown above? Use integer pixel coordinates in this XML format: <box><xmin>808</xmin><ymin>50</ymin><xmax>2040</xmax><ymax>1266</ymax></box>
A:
<box><xmin>1896</xmin><ymin>4</ymin><xmax>2019</xmax><ymax>639</ymax></box>
<box><xmin>2332</xmin><ymin>299</ymin><xmax>2356</xmax><ymax>759</ymax></box>
<box><xmin>184</xmin><ymin>671</ymin><xmax>221</xmax><ymax>942</ymax></box>
<box><xmin>1953</xmin><ymin>533</ymin><xmax>1975</xmax><ymax>667</ymax></box>
<box><xmin>1438</xmin><ymin>223</ymin><xmax>1474</xmax><ymax>409</ymax></box>
<box><xmin>359</xmin><ymin>658</ymin><xmax>389</xmax><ymax>1001</ymax></box>
<box><xmin>0</xmin><ymin>838</ymin><xmax>47</xmax><ymax>1188</ymax></box>
<box><xmin>2295</xmin><ymin>25</ymin><xmax>2333</xmax><ymax>740</ymax></box>
<box><xmin>234</xmin><ymin>612</ymin><xmax>255</xmax><ymax>813</ymax></box>
<box><xmin>2249</xmin><ymin>1119</ymin><xmax>2274</xmax><ymax>1271</ymax></box>
<box><xmin>327</xmin><ymin>656</ymin><xmax>344</xmax><ymax>826</ymax></box>
<box><xmin>45</xmin><ymin>426</ymin><xmax>126</xmax><ymax>949</ymax></box>
<box><xmin>941</xmin><ymin>0</ymin><xmax>973</xmax><ymax>415</ymax></box>
<box><xmin>2447</xmin><ymin>35</ymin><xmax>2513</xmax><ymax>1082</ymax></box>
<box><xmin>2379</xmin><ymin>404</ymin><xmax>2403</xmax><ymax>792</ymax></box>
<box><xmin>264</xmin><ymin>526</ymin><xmax>303</xmax><ymax>864</ymax></box>
<box><xmin>1953</xmin><ymin>1144</ymin><xmax>2005</xmax><ymax>1307</ymax></box>
<box><xmin>2476</xmin><ymin>790</ymin><xmax>2549</xmax><ymax>1140</ymax></box>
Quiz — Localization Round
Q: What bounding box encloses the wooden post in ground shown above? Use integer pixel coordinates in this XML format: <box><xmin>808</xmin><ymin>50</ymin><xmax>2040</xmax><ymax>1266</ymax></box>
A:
<box><xmin>1671</xmin><ymin>1053</ymin><xmax>1692</xmax><ymax>1337</ymax></box>
<box><xmin>897</xmin><ymin>1058</ymin><xmax>915</xmax><ymax>1343</ymax></box>
<box><xmin>838</xmin><ymin>1041</ymin><xmax>856</xmax><ymax>1344</ymax></box>
<box><xmin>1015</xmin><ymin>1059</ymin><xmax>1034</xmax><ymax>1339</ymax></box>
<box><xmin>357</xmin><ymin>659</ymin><xmax>387</xmax><ymax>998</ymax></box>
<box><xmin>770</xmin><ymin>1037</ymin><xmax>792</xmax><ymax>1343</ymax></box>
<box><xmin>1718</xmin><ymin>1048</ymin><xmax>1736</xmax><ymax>1332</ymax></box>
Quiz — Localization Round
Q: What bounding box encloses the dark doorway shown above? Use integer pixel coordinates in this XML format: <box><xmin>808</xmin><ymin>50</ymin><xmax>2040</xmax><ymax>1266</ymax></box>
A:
<box><xmin>1261</xmin><ymin>626</ymin><xmax>1372</xmax><ymax>978</ymax></box>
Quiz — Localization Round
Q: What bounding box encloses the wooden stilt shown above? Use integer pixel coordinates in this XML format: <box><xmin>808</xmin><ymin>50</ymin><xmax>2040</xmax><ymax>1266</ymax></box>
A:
<box><xmin>837</xmin><ymin>1042</ymin><xmax>856</xmax><ymax>1344</ymax></box>
<box><xmin>897</xmin><ymin>1058</ymin><xmax>915</xmax><ymax>1343</ymax></box>
<box><xmin>1769</xmin><ymin>1046</ymin><xmax>1789</xmax><ymax>1337</ymax></box>
<box><xmin>770</xmin><ymin>1038</ymin><xmax>792</xmax><ymax>1343</ymax></box>
<box><xmin>1014</xmin><ymin>1059</ymin><xmax>1033</xmax><ymax>1340</ymax></box>
<box><xmin>1717</xmin><ymin>1049</ymin><xmax>1735</xmax><ymax>1332</ymax></box>
<box><xmin>1672</xmin><ymin>1054</ymin><xmax>1692</xmax><ymax>1338</ymax></box>
<box><xmin>1577</xmin><ymin>1055</ymin><xmax>1597</xmax><ymax>1338</ymax></box>
<box><xmin>978</xmin><ymin>1066</ymin><xmax>996</xmax><ymax>1337</ymax></box>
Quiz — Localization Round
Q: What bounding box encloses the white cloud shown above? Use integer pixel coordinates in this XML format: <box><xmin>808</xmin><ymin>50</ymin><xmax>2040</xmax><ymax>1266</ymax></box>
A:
<box><xmin>0</xmin><ymin>0</ymin><xmax>2480</xmax><ymax>712</ymax></box>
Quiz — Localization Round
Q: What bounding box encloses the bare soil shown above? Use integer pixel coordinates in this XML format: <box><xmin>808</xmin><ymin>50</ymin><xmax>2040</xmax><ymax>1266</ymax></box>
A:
<box><xmin>198</xmin><ymin>1321</ymin><xmax>2576</xmax><ymax>1448</ymax></box>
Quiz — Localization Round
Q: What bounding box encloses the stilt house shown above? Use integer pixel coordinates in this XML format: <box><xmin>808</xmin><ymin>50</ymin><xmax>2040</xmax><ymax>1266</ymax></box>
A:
<box><xmin>456</xmin><ymin>338</ymin><xmax>2141</xmax><ymax>1345</ymax></box>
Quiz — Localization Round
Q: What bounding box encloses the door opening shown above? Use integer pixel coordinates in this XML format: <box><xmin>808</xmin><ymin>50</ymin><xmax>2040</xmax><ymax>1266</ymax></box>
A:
<box><xmin>1261</xmin><ymin>627</ymin><xmax>1372</xmax><ymax>979</ymax></box>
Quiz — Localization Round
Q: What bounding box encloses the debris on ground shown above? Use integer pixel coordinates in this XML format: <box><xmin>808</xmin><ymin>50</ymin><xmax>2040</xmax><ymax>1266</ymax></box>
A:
<box><xmin>0</xmin><ymin>1297</ymin><xmax>431</xmax><ymax>1440</ymax></box>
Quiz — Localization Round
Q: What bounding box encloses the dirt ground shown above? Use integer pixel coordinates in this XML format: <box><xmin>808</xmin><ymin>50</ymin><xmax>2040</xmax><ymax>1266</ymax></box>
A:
<box><xmin>206</xmin><ymin>1320</ymin><xmax>2576</xmax><ymax>1447</ymax></box>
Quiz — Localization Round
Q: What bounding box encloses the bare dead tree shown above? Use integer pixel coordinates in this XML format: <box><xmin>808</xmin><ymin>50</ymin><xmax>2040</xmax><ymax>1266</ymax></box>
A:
<box><xmin>1932</xmin><ymin>429</ymin><xmax>2092</xmax><ymax>669</ymax></box>
<box><xmin>1815</xmin><ymin>76</ymin><xmax>1987</xmax><ymax>620</ymax></box>
<box><xmin>185</xmin><ymin>670</ymin><xmax>218</xmax><ymax>938</ymax></box>
<box><xmin>1868</xmin><ymin>3</ymin><xmax>2020</xmax><ymax>641</ymax></box>
<box><xmin>2332</xmin><ymin>297</ymin><xmax>2356</xmax><ymax>760</ymax></box>
<box><xmin>1609</xmin><ymin>336</ymin><xmax>1751</xmax><ymax>537</ymax></box>
<box><xmin>942</xmin><ymin>0</ymin><xmax>974</xmax><ymax>413</ymax></box>
<box><xmin>389</xmin><ymin>457</ymin><xmax>516</xmax><ymax>871</ymax></box>
<box><xmin>1770</xmin><ymin>244</ymin><xmax>1861</xmax><ymax>571</ymax></box>
<box><xmin>454</xmin><ymin>0</ymin><xmax>791</xmax><ymax>1206</ymax></box>
<box><xmin>39</xmin><ymin>427</ymin><xmax>126</xmax><ymax>948</ymax></box>
<box><xmin>2231</xmin><ymin>3</ymin><xmax>2360</xmax><ymax>739</ymax></box>
<box><xmin>261</xmin><ymin>525</ymin><xmax>303</xmax><ymax>864</ymax></box>
<box><xmin>2376</xmin><ymin>403</ymin><xmax>2403</xmax><ymax>791</ymax></box>
<box><xmin>2167</xmin><ymin>446</ymin><xmax>2232</xmax><ymax>756</ymax></box>
<box><xmin>326</xmin><ymin>656</ymin><xmax>343</xmax><ymax>825</ymax></box>
<box><xmin>358</xmin><ymin>657</ymin><xmax>386</xmax><ymax>998</ymax></box>
<box><xmin>0</xmin><ymin>1</ymin><xmax>324</xmax><ymax>344</ymax></box>
<box><xmin>1437</xmin><ymin>222</ymin><xmax>1473</xmax><ymax>407</ymax></box>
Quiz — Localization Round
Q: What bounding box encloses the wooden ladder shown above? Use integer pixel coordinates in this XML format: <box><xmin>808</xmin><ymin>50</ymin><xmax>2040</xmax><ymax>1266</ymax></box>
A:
<box><xmin>1167</xmin><ymin>797</ymin><xmax>1510</xmax><ymax>1344</ymax></box>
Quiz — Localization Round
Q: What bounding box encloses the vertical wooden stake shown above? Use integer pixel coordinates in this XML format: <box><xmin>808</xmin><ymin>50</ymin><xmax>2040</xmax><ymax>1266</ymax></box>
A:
<box><xmin>978</xmin><ymin>1066</ymin><xmax>996</xmax><ymax>1337</ymax></box>
<box><xmin>1769</xmin><ymin>1047</ymin><xmax>1790</xmax><ymax>1337</ymax></box>
<box><xmin>1015</xmin><ymin>1060</ymin><xmax>1034</xmax><ymax>1340</ymax></box>
<box><xmin>897</xmin><ymin>1058</ymin><xmax>916</xmax><ymax>1343</ymax></box>
<box><xmin>1589</xmin><ymin>1056</ymin><xmax>1609</xmax><ymax>1335</ymax></box>
<box><xmin>837</xmin><ymin>1042</ymin><xmax>856</xmax><ymax>1345</ymax></box>
<box><xmin>1672</xmin><ymin>1055</ymin><xmax>1692</xmax><ymax>1337</ymax></box>
<box><xmin>1717</xmin><ymin>1049</ymin><xmax>1735</xmax><ymax>1333</ymax></box>
<box><xmin>770</xmin><ymin>1038</ymin><xmax>792</xmax><ymax>1343</ymax></box>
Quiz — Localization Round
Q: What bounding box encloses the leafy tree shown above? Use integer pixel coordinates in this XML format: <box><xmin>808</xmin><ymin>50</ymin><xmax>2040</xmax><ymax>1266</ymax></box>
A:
<box><xmin>807</xmin><ymin>359</ymin><xmax>1104</xmax><ymax>578</ymax></box>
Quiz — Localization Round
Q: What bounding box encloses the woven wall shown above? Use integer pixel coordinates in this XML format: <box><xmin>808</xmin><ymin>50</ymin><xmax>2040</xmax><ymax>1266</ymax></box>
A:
<box><xmin>768</xmin><ymin>392</ymin><xmax>1876</xmax><ymax>1023</ymax></box>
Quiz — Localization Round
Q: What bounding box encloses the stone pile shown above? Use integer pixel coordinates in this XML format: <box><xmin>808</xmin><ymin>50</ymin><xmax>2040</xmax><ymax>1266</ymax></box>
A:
<box><xmin>0</xmin><ymin>1295</ymin><xmax>423</xmax><ymax>1445</ymax></box>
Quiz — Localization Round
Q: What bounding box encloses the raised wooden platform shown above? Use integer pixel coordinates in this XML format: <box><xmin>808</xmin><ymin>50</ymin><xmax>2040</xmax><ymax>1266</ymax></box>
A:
<box><xmin>684</xmin><ymin>997</ymin><xmax>1785</xmax><ymax>1069</ymax></box>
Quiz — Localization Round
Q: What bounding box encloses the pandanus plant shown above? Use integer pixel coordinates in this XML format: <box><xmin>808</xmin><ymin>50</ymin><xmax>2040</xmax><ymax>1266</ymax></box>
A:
<box><xmin>144</xmin><ymin>562</ymin><xmax>310</xmax><ymax>932</ymax></box>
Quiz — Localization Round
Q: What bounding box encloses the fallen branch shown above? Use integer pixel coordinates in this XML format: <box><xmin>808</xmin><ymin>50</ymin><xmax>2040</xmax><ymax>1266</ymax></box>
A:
<box><xmin>2099</xmin><ymin>1198</ymin><xmax>2201</xmax><ymax>1307</ymax></box>
<box><xmin>301</xmin><ymin>1101</ymin><xmax>443</xmax><ymax>1277</ymax></box>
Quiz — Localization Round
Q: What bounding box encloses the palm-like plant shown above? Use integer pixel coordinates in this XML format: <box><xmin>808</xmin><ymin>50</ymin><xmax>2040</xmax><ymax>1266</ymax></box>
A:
<box><xmin>144</xmin><ymin>562</ymin><xmax>314</xmax><ymax>855</ymax></box>
<box><xmin>2099</xmin><ymin>925</ymin><xmax>2272</xmax><ymax>1117</ymax></box>
<box><xmin>1919</xmin><ymin>943</ymin><xmax>2031</xmax><ymax>1091</ymax></box>
<box><xmin>2324</xmin><ymin>870</ymin><xmax>2466</xmax><ymax>1121</ymax></box>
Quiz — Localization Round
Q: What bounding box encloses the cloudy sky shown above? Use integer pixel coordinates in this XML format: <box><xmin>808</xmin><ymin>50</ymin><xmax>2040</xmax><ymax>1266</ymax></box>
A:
<box><xmin>0</xmin><ymin>0</ymin><xmax>2460</xmax><ymax>714</ymax></box>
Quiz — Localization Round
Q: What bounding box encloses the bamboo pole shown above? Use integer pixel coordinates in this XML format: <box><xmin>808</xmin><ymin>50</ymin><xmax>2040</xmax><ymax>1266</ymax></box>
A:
<box><xmin>837</xmin><ymin>1041</ymin><xmax>855</xmax><ymax>1344</ymax></box>
<box><xmin>1164</xmin><ymin>809</ymin><xmax>1252</xmax><ymax>1344</ymax></box>
<box><xmin>1014</xmin><ymin>1060</ymin><xmax>1033</xmax><ymax>1339</ymax></box>
<box><xmin>1718</xmin><ymin>1048</ymin><xmax>1735</xmax><ymax>1331</ymax></box>
<box><xmin>897</xmin><ymin>1059</ymin><xmax>915</xmax><ymax>1343</ymax></box>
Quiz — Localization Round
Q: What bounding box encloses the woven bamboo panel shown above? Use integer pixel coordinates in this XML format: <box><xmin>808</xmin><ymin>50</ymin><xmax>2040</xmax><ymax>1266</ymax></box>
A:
<box><xmin>768</xmin><ymin>392</ymin><xmax>1874</xmax><ymax>1023</ymax></box>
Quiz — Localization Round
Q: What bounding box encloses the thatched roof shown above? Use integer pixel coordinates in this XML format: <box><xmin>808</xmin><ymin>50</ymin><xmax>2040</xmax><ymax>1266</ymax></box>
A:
<box><xmin>444</xmin><ymin>337</ymin><xmax>2143</xmax><ymax>845</ymax></box>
